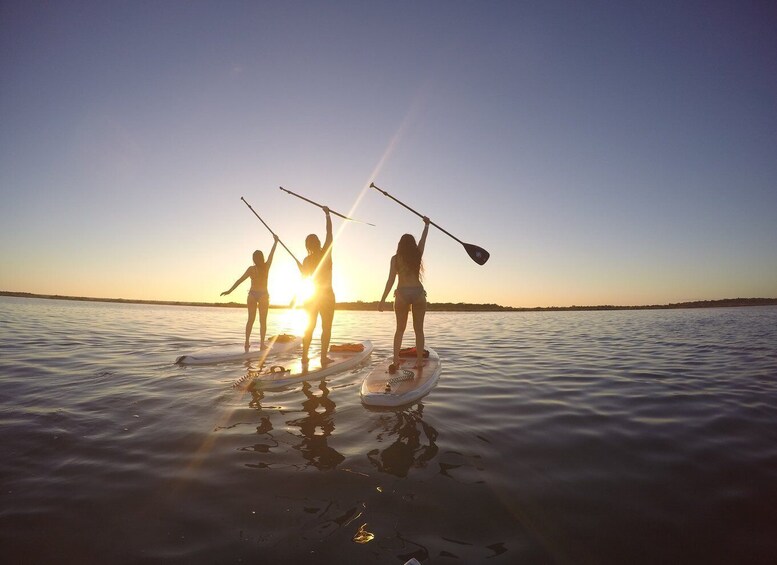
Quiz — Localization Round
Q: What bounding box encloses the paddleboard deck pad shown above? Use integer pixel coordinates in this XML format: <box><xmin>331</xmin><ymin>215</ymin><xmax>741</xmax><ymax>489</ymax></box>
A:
<box><xmin>360</xmin><ymin>347</ymin><xmax>441</xmax><ymax>407</ymax></box>
<box><xmin>175</xmin><ymin>334</ymin><xmax>301</xmax><ymax>365</ymax></box>
<box><xmin>246</xmin><ymin>340</ymin><xmax>373</xmax><ymax>389</ymax></box>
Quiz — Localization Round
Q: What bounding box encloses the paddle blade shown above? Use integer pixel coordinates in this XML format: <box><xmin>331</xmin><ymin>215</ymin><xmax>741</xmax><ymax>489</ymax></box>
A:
<box><xmin>464</xmin><ymin>242</ymin><xmax>490</xmax><ymax>265</ymax></box>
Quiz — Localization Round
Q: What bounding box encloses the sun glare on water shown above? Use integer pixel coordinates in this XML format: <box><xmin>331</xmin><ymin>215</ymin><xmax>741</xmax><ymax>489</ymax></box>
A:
<box><xmin>279</xmin><ymin>307</ymin><xmax>309</xmax><ymax>336</ymax></box>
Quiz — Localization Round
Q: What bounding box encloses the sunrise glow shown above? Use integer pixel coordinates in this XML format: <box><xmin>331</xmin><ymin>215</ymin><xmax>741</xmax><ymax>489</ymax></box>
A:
<box><xmin>1</xmin><ymin>2</ymin><xmax>775</xmax><ymax>309</ymax></box>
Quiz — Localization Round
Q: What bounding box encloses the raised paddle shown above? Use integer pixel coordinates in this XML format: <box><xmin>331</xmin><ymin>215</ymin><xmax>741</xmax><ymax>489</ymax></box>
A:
<box><xmin>240</xmin><ymin>196</ymin><xmax>301</xmax><ymax>264</ymax></box>
<box><xmin>370</xmin><ymin>182</ymin><xmax>490</xmax><ymax>265</ymax></box>
<box><xmin>279</xmin><ymin>186</ymin><xmax>375</xmax><ymax>226</ymax></box>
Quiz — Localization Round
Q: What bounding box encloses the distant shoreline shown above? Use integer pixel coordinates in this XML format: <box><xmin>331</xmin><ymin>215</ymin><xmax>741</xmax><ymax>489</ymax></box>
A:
<box><xmin>2</xmin><ymin>291</ymin><xmax>775</xmax><ymax>312</ymax></box>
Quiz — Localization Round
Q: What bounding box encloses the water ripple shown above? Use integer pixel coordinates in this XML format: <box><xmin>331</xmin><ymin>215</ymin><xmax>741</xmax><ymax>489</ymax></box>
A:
<box><xmin>1</xmin><ymin>298</ymin><xmax>776</xmax><ymax>563</ymax></box>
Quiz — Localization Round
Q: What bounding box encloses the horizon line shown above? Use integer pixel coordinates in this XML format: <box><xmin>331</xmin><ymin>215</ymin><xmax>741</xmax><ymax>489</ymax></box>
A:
<box><xmin>2</xmin><ymin>291</ymin><xmax>776</xmax><ymax>312</ymax></box>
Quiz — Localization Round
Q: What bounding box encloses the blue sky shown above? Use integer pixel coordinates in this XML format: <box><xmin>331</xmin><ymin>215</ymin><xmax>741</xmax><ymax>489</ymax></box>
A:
<box><xmin>2</xmin><ymin>1</ymin><xmax>776</xmax><ymax>307</ymax></box>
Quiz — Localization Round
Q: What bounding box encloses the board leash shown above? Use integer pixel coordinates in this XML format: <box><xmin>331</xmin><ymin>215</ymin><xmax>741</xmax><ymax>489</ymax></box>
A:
<box><xmin>384</xmin><ymin>369</ymin><xmax>415</xmax><ymax>393</ymax></box>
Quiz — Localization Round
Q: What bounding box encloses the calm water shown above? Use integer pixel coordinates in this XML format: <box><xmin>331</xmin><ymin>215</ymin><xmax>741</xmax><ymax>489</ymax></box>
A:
<box><xmin>1</xmin><ymin>297</ymin><xmax>776</xmax><ymax>564</ymax></box>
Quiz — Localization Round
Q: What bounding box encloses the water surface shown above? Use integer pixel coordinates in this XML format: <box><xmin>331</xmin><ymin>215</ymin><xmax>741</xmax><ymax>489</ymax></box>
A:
<box><xmin>1</xmin><ymin>297</ymin><xmax>776</xmax><ymax>563</ymax></box>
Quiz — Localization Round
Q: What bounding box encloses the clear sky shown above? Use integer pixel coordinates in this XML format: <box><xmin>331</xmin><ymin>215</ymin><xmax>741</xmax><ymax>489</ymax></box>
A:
<box><xmin>2</xmin><ymin>1</ymin><xmax>776</xmax><ymax>308</ymax></box>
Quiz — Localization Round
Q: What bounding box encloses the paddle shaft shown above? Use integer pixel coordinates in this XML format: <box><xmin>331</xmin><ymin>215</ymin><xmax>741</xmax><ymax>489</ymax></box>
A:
<box><xmin>240</xmin><ymin>197</ymin><xmax>300</xmax><ymax>264</ymax></box>
<box><xmin>370</xmin><ymin>183</ymin><xmax>464</xmax><ymax>245</ymax></box>
<box><xmin>279</xmin><ymin>186</ymin><xmax>373</xmax><ymax>225</ymax></box>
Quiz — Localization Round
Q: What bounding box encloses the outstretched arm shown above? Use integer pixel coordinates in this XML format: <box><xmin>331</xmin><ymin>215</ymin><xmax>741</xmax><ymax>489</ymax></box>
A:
<box><xmin>266</xmin><ymin>236</ymin><xmax>279</xmax><ymax>269</ymax></box>
<box><xmin>378</xmin><ymin>256</ymin><xmax>398</xmax><ymax>312</ymax></box>
<box><xmin>417</xmin><ymin>216</ymin><xmax>431</xmax><ymax>257</ymax></box>
<box><xmin>323</xmin><ymin>206</ymin><xmax>333</xmax><ymax>251</ymax></box>
<box><xmin>221</xmin><ymin>267</ymin><xmax>251</xmax><ymax>296</ymax></box>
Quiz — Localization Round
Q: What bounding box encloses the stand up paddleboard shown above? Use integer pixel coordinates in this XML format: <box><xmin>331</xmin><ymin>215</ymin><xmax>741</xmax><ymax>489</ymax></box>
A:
<box><xmin>360</xmin><ymin>347</ymin><xmax>442</xmax><ymax>407</ymax></box>
<box><xmin>246</xmin><ymin>340</ymin><xmax>373</xmax><ymax>389</ymax></box>
<box><xmin>175</xmin><ymin>334</ymin><xmax>301</xmax><ymax>366</ymax></box>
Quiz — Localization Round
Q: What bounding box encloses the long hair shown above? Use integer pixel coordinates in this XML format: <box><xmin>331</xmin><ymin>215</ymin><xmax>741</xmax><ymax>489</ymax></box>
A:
<box><xmin>252</xmin><ymin>250</ymin><xmax>264</xmax><ymax>267</ymax></box>
<box><xmin>305</xmin><ymin>234</ymin><xmax>321</xmax><ymax>255</ymax></box>
<box><xmin>396</xmin><ymin>233</ymin><xmax>423</xmax><ymax>279</ymax></box>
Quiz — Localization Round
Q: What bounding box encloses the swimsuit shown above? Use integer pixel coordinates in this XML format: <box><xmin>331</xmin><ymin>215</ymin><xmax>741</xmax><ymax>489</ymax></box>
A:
<box><xmin>394</xmin><ymin>286</ymin><xmax>426</xmax><ymax>304</ymax></box>
<box><xmin>248</xmin><ymin>289</ymin><xmax>269</xmax><ymax>301</ymax></box>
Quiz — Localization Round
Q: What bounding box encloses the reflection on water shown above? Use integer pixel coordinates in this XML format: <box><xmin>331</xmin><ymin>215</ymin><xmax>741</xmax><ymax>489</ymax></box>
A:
<box><xmin>367</xmin><ymin>404</ymin><xmax>439</xmax><ymax>478</ymax></box>
<box><xmin>352</xmin><ymin>522</ymin><xmax>375</xmax><ymax>544</ymax></box>
<box><xmin>286</xmin><ymin>380</ymin><xmax>345</xmax><ymax>470</ymax></box>
<box><xmin>246</xmin><ymin>377</ymin><xmax>442</xmax><ymax>477</ymax></box>
<box><xmin>239</xmin><ymin>379</ymin><xmax>346</xmax><ymax>472</ymax></box>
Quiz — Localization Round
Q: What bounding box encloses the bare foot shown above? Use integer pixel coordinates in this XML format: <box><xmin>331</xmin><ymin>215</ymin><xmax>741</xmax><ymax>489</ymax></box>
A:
<box><xmin>244</xmin><ymin>342</ymin><xmax>250</xmax><ymax>352</ymax></box>
<box><xmin>320</xmin><ymin>356</ymin><xmax>335</xmax><ymax>367</ymax></box>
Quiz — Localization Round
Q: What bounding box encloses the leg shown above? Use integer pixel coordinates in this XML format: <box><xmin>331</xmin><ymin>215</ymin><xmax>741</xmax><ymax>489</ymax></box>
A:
<box><xmin>245</xmin><ymin>296</ymin><xmax>258</xmax><ymax>351</ymax></box>
<box><xmin>393</xmin><ymin>294</ymin><xmax>410</xmax><ymax>366</ymax></box>
<box><xmin>319</xmin><ymin>293</ymin><xmax>335</xmax><ymax>365</ymax></box>
<box><xmin>411</xmin><ymin>297</ymin><xmax>427</xmax><ymax>368</ymax></box>
<box><xmin>303</xmin><ymin>301</ymin><xmax>319</xmax><ymax>364</ymax></box>
<box><xmin>258</xmin><ymin>295</ymin><xmax>270</xmax><ymax>348</ymax></box>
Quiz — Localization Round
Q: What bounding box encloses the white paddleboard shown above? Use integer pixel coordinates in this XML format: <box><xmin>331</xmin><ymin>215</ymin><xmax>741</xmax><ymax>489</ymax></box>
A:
<box><xmin>247</xmin><ymin>340</ymin><xmax>373</xmax><ymax>389</ymax></box>
<box><xmin>175</xmin><ymin>334</ymin><xmax>301</xmax><ymax>366</ymax></box>
<box><xmin>360</xmin><ymin>347</ymin><xmax>441</xmax><ymax>407</ymax></box>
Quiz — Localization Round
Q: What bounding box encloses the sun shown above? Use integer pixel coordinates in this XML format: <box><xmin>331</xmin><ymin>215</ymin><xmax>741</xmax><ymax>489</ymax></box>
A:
<box><xmin>268</xmin><ymin>262</ymin><xmax>304</xmax><ymax>306</ymax></box>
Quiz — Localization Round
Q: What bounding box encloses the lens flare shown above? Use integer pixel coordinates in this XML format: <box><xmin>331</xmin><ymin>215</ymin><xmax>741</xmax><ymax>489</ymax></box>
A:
<box><xmin>279</xmin><ymin>307</ymin><xmax>308</xmax><ymax>336</ymax></box>
<box><xmin>295</xmin><ymin>278</ymin><xmax>315</xmax><ymax>306</ymax></box>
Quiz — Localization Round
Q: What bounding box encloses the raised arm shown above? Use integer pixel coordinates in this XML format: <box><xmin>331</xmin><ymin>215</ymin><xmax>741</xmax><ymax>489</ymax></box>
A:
<box><xmin>417</xmin><ymin>216</ymin><xmax>431</xmax><ymax>257</ymax></box>
<box><xmin>221</xmin><ymin>267</ymin><xmax>251</xmax><ymax>296</ymax></box>
<box><xmin>322</xmin><ymin>206</ymin><xmax>333</xmax><ymax>251</ymax></box>
<box><xmin>266</xmin><ymin>236</ymin><xmax>279</xmax><ymax>269</ymax></box>
<box><xmin>378</xmin><ymin>255</ymin><xmax>398</xmax><ymax>312</ymax></box>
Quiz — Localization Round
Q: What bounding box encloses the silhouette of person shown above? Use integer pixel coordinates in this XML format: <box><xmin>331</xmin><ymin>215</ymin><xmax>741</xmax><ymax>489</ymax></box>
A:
<box><xmin>295</xmin><ymin>207</ymin><xmax>335</xmax><ymax>366</ymax></box>
<box><xmin>221</xmin><ymin>235</ymin><xmax>278</xmax><ymax>351</ymax></box>
<box><xmin>379</xmin><ymin>216</ymin><xmax>431</xmax><ymax>371</ymax></box>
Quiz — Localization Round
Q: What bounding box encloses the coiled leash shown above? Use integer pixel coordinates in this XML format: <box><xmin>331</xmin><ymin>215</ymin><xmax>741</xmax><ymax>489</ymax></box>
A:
<box><xmin>384</xmin><ymin>369</ymin><xmax>415</xmax><ymax>393</ymax></box>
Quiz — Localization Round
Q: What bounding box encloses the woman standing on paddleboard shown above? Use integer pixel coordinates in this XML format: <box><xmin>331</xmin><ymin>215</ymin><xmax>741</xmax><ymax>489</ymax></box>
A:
<box><xmin>221</xmin><ymin>235</ymin><xmax>278</xmax><ymax>351</ymax></box>
<box><xmin>379</xmin><ymin>216</ymin><xmax>431</xmax><ymax>371</ymax></box>
<box><xmin>296</xmin><ymin>207</ymin><xmax>335</xmax><ymax>366</ymax></box>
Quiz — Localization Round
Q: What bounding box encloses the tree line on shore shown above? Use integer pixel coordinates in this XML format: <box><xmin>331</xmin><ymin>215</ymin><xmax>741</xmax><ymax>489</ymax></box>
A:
<box><xmin>2</xmin><ymin>291</ymin><xmax>775</xmax><ymax>312</ymax></box>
